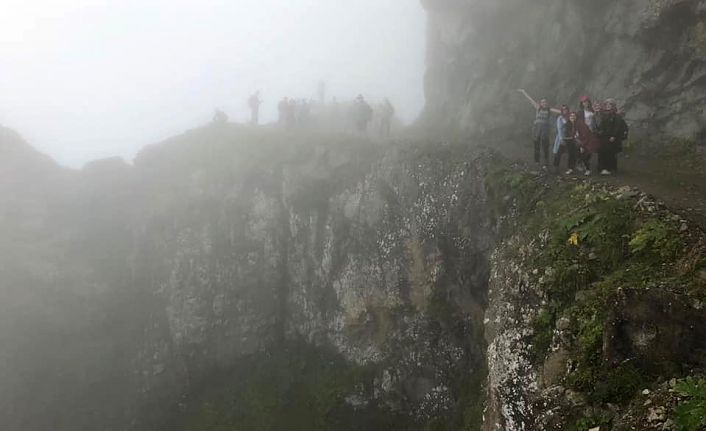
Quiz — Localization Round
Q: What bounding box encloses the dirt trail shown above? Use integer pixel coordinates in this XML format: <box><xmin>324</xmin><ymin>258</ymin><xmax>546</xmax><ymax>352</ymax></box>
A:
<box><xmin>483</xmin><ymin>138</ymin><xmax>706</xmax><ymax>229</ymax></box>
<box><xmin>597</xmin><ymin>154</ymin><xmax>706</xmax><ymax>229</ymax></box>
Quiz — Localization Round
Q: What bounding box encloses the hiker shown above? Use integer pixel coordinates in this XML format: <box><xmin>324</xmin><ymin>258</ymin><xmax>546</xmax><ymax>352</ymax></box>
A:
<box><xmin>278</xmin><ymin>97</ymin><xmax>289</xmax><ymax>125</ymax></box>
<box><xmin>597</xmin><ymin>99</ymin><xmax>628</xmax><ymax>175</ymax></box>
<box><xmin>248</xmin><ymin>91</ymin><xmax>262</xmax><ymax>125</ymax></box>
<box><xmin>552</xmin><ymin>105</ymin><xmax>570</xmax><ymax>165</ymax></box>
<box><xmin>593</xmin><ymin>100</ymin><xmax>604</xmax><ymax>131</ymax></box>
<box><xmin>576</xmin><ymin>96</ymin><xmax>601</xmax><ymax>175</ymax></box>
<box><xmin>518</xmin><ymin>89</ymin><xmax>562</xmax><ymax>167</ymax></box>
<box><xmin>379</xmin><ymin>98</ymin><xmax>395</xmax><ymax>137</ymax></box>
<box><xmin>577</xmin><ymin>96</ymin><xmax>597</xmax><ymax>132</ymax></box>
<box><xmin>554</xmin><ymin>111</ymin><xmax>578</xmax><ymax>174</ymax></box>
<box><xmin>354</xmin><ymin>95</ymin><xmax>373</xmax><ymax>134</ymax></box>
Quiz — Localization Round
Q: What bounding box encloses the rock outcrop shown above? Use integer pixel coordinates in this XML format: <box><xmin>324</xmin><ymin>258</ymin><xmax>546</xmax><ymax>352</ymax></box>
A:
<box><xmin>421</xmin><ymin>0</ymin><xmax>706</xmax><ymax>141</ymax></box>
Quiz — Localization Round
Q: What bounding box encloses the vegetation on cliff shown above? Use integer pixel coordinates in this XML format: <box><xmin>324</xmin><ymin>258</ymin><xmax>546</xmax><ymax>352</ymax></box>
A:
<box><xmin>486</xmin><ymin>164</ymin><xmax>706</xmax><ymax>430</ymax></box>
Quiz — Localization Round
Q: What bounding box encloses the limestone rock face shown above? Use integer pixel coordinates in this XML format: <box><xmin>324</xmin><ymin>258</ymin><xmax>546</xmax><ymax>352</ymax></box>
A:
<box><xmin>421</xmin><ymin>0</ymin><xmax>706</xmax><ymax>141</ymax></box>
<box><xmin>0</xmin><ymin>126</ymin><xmax>497</xmax><ymax>430</ymax></box>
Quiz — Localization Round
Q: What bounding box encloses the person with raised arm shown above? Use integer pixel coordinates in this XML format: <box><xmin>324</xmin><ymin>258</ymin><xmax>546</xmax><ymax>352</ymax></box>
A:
<box><xmin>518</xmin><ymin>89</ymin><xmax>562</xmax><ymax>168</ymax></box>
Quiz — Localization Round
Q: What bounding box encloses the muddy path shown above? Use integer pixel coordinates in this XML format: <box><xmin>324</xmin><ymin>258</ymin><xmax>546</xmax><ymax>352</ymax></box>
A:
<box><xmin>481</xmin><ymin>137</ymin><xmax>706</xmax><ymax>229</ymax></box>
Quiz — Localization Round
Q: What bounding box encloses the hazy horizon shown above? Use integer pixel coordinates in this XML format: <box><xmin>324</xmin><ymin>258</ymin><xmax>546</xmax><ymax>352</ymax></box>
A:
<box><xmin>0</xmin><ymin>0</ymin><xmax>426</xmax><ymax>168</ymax></box>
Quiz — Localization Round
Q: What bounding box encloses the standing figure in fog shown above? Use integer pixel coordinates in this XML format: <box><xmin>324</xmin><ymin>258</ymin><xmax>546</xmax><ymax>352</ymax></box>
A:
<box><xmin>379</xmin><ymin>98</ymin><xmax>395</xmax><ymax>137</ymax></box>
<box><xmin>518</xmin><ymin>89</ymin><xmax>562</xmax><ymax>168</ymax></box>
<box><xmin>554</xmin><ymin>111</ymin><xmax>578</xmax><ymax>174</ymax></box>
<box><xmin>576</xmin><ymin>96</ymin><xmax>600</xmax><ymax>175</ymax></box>
<box><xmin>577</xmin><ymin>96</ymin><xmax>597</xmax><ymax>132</ymax></box>
<box><xmin>552</xmin><ymin>105</ymin><xmax>570</xmax><ymax>168</ymax></box>
<box><xmin>354</xmin><ymin>95</ymin><xmax>373</xmax><ymax>135</ymax></box>
<box><xmin>597</xmin><ymin>99</ymin><xmax>628</xmax><ymax>176</ymax></box>
<box><xmin>278</xmin><ymin>97</ymin><xmax>289</xmax><ymax>126</ymax></box>
<box><xmin>248</xmin><ymin>91</ymin><xmax>262</xmax><ymax>125</ymax></box>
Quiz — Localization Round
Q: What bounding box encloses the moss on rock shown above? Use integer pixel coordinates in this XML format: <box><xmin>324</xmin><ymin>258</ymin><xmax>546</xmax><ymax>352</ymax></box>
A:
<box><xmin>484</xmin><ymin>162</ymin><xmax>706</xmax><ymax>429</ymax></box>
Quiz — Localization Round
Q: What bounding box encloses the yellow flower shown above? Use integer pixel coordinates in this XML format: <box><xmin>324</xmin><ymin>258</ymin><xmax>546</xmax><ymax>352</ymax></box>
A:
<box><xmin>568</xmin><ymin>232</ymin><xmax>579</xmax><ymax>246</ymax></box>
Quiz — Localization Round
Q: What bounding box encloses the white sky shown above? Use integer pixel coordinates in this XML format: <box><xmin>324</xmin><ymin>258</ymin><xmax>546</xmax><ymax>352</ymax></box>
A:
<box><xmin>0</xmin><ymin>0</ymin><xmax>426</xmax><ymax>167</ymax></box>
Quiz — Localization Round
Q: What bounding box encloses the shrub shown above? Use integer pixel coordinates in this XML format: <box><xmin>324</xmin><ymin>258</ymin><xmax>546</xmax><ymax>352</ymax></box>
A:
<box><xmin>629</xmin><ymin>219</ymin><xmax>683</xmax><ymax>261</ymax></box>
<box><xmin>673</xmin><ymin>377</ymin><xmax>706</xmax><ymax>431</ymax></box>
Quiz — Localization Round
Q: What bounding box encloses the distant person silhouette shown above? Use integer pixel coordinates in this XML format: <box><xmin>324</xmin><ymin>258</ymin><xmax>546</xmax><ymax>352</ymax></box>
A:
<box><xmin>278</xmin><ymin>97</ymin><xmax>289</xmax><ymax>126</ymax></box>
<box><xmin>379</xmin><ymin>98</ymin><xmax>395</xmax><ymax>137</ymax></box>
<box><xmin>354</xmin><ymin>95</ymin><xmax>373</xmax><ymax>135</ymax></box>
<box><xmin>248</xmin><ymin>91</ymin><xmax>262</xmax><ymax>125</ymax></box>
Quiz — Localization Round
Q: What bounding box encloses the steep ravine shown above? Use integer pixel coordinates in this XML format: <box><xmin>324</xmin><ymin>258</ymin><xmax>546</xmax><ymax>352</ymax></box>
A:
<box><xmin>130</xmin><ymin>127</ymin><xmax>498</xmax><ymax>430</ymax></box>
<box><xmin>2</xmin><ymin>127</ymin><xmax>497</xmax><ymax>430</ymax></box>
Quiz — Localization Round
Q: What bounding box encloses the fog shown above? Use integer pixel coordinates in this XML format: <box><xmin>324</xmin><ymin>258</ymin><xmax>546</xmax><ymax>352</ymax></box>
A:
<box><xmin>0</xmin><ymin>0</ymin><xmax>426</xmax><ymax>167</ymax></box>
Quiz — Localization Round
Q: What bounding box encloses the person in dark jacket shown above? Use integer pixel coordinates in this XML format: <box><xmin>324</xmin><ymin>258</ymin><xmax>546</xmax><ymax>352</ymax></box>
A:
<box><xmin>354</xmin><ymin>95</ymin><xmax>373</xmax><ymax>134</ymax></box>
<box><xmin>518</xmin><ymin>89</ymin><xmax>562</xmax><ymax>167</ymax></box>
<box><xmin>597</xmin><ymin>99</ymin><xmax>628</xmax><ymax>175</ymax></box>
<box><xmin>577</xmin><ymin>113</ymin><xmax>600</xmax><ymax>175</ymax></box>
<box><xmin>379</xmin><ymin>98</ymin><xmax>395</xmax><ymax>137</ymax></box>
<box><xmin>248</xmin><ymin>91</ymin><xmax>262</xmax><ymax>125</ymax></box>
<box><xmin>278</xmin><ymin>97</ymin><xmax>289</xmax><ymax>126</ymax></box>
<box><xmin>554</xmin><ymin>111</ymin><xmax>579</xmax><ymax>174</ymax></box>
<box><xmin>593</xmin><ymin>100</ymin><xmax>604</xmax><ymax>135</ymax></box>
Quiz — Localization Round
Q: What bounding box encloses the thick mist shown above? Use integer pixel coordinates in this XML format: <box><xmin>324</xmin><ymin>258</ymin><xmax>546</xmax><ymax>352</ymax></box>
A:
<box><xmin>0</xmin><ymin>0</ymin><xmax>425</xmax><ymax>167</ymax></box>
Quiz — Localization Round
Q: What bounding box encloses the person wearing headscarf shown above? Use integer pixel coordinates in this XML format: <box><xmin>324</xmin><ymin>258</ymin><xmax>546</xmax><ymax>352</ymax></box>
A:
<box><xmin>597</xmin><ymin>99</ymin><xmax>628</xmax><ymax>175</ymax></box>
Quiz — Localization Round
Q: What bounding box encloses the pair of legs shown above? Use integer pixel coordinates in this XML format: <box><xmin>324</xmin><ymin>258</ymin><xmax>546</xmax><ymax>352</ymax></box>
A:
<box><xmin>553</xmin><ymin>140</ymin><xmax>577</xmax><ymax>171</ymax></box>
<box><xmin>533</xmin><ymin>134</ymin><xmax>550</xmax><ymax>165</ymax></box>
<box><xmin>579</xmin><ymin>148</ymin><xmax>592</xmax><ymax>171</ymax></box>
<box><xmin>597</xmin><ymin>142</ymin><xmax>618</xmax><ymax>173</ymax></box>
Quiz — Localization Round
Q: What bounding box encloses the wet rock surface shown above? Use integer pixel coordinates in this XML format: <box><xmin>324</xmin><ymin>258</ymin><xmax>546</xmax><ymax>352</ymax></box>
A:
<box><xmin>0</xmin><ymin>127</ymin><xmax>497</xmax><ymax>430</ymax></box>
<box><xmin>421</xmin><ymin>0</ymin><xmax>706</xmax><ymax>141</ymax></box>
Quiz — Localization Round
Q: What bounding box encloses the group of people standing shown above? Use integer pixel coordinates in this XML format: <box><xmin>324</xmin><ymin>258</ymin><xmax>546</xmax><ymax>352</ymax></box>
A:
<box><xmin>277</xmin><ymin>97</ymin><xmax>314</xmax><ymax>128</ymax></box>
<box><xmin>519</xmin><ymin>89</ymin><xmax>628</xmax><ymax>176</ymax></box>
<box><xmin>350</xmin><ymin>95</ymin><xmax>395</xmax><ymax>136</ymax></box>
<box><xmin>269</xmin><ymin>93</ymin><xmax>395</xmax><ymax>137</ymax></box>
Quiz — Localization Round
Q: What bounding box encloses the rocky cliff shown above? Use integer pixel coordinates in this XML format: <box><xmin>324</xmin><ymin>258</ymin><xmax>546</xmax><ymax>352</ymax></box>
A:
<box><xmin>3</xmin><ymin>2</ymin><xmax>706</xmax><ymax>429</ymax></box>
<box><xmin>2</xmin><ymin>123</ymin><xmax>705</xmax><ymax>431</ymax></box>
<box><xmin>421</xmin><ymin>0</ymin><xmax>706</xmax><ymax>142</ymax></box>
<box><xmin>1</xmin><ymin>126</ymin><xmax>497</xmax><ymax>430</ymax></box>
